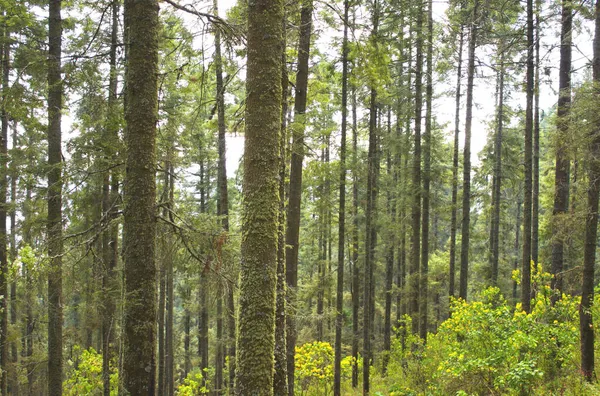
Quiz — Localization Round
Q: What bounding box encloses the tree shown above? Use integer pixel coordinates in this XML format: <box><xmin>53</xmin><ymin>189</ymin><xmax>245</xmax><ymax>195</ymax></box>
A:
<box><xmin>122</xmin><ymin>0</ymin><xmax>159</xmax><ymax>393</ymax></box>
<box><xmin>47</xmin><ymin>1</ymin><xmax>64</xmax><ymax>394</ymax></box>
<box><xmin>580</xmin><ymin>0</ymin><xmax>600</xmax><ymax>381</ymax></box>
<box><xmin>235</xmin><ymin>0</ymin><xmax>283</xmax><ymax>393</ymax></box>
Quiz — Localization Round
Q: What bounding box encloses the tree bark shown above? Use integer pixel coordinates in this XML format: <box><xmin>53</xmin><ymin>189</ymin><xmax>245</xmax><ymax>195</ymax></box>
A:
<box><xmin>460</xmin><ymin>0</ymin><xmax>478</xmax><ymax>302</ymax></box>
<box><xmin>47</xmin><ymin>1</ymin><xmax>64</xmax><ymax>394</ymax></box>
<box><xmin>122</xmin><ymin>0</ymin><xmax>159</xmax><ymax>393</ymax></box>
<box><xmin>551</xmin><ymin>0</ymin><xmax>572</xmax><ymax>302</ymax></box>
<box><xmin>521</xmin><ymin>0</ymin><xmax>535</xmax><ymax>313</ymax></box>
<box><xmin>580</xmin><ymin>0</ymin><xmax>600</xmax><ymax>382</ymax></box>
<box><xmin>235</xmin><ymin>0</ymin><xmax>283</xmax><ymax>392</ymax></box>
<box><xmin>285</xmin><ymin>1</ymin><xmax>313</xmax><ymax>393</ymax></box>
<box><xmin>350</xmin><ymin>82</ymin><xmax>360</xmax><ymax>389</ymax></box>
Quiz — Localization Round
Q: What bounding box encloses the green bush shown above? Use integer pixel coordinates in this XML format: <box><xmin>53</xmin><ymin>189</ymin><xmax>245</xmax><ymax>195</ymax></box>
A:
<box><xmin>64</xmin><ymin>346</ymin><xmax>118</xmax><ymax>396</ymax></box>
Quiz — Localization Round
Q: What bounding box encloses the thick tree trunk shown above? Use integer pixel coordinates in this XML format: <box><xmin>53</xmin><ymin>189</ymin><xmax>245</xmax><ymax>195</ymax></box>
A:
<box><xmin>449</xmin><ymin>25</ymin><xmax>464</xmax><ymax>300</ymax></box>
<box><xmin>122</xmin><ymin>0</ymin><xmax>159</xmax><ymax>393</ymax></box>
<box><xmin>285</xmin><ymin>2</ymin><xmax>313</xmax><ymax>393</ymax></box>
<box><xmin>580</xmin><ymin>0</ymin><xmax>600</xmax><ymax>382</ymax></box>
<box><xmin>551</xmin><ymin>0</ymin><xmax>572</xmax><ymax>302</ymax></box>
<box><xmin>521</xmin><ymin>0</ymin><xmax>535</xmax><ymax>313</ymax></box>
<box><xmin>47</xmin><ymin>1</ymin><xmax>64</xmax><ymax>394</ymax></box>
<box><xmin>235</xmin><ymin>0</ymin><xmax>283</xmax><ymax>392</ymax></box>
<box><xmin>460</xmin><ymin>0</ymin><xmax>478</xmax><ymax>301</ymax></box>
<box><xmin>333</xmin><ymin>0</ymin><xmax>348</xmax><ymax>389</ymax></box>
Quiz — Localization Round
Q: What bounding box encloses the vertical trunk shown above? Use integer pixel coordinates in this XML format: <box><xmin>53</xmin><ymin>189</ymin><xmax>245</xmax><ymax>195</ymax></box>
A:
<box><xmin>103</xmin><ymin>2</ymin><xmax>120</xmax><ymax>394</ymax></box>
<box><xmin>420</xmin><ymin>0</ymin><xmax>433</xmax><ymax>341</ymax></box>
<box><xmin>532</xmin><ymin>0</ymin><xmax>541</xmax><ymax>267</ymax></box>
<box><xmin>198</xmin><ymin>161</ymin><xmax>209</xmax><ymax>386</ymax></box>
<box><xmin>24</xmin><ymin>183</ymin><xmax>34</xmax><ymax>395</ymax></box>
<box><xmin>9</xmin><ymin>122</ymin><xmax>17</xmax><ymax>396</ymax></box>
<box><xmin>122</xmin><ymin>0</ymin><xmax>159</xmax><ymax>393</ymax></box>
<box><xmin>317</xmin><ymin>147</ymin><xmax>326</xmax><ymax>342</ymax></box>
<box><xmin>383</xmin><ymin>111</ymin><xmax>394</xmax><ymax>374</ymax></box>
<box><xmin>449</xmin><ymin>25</ymin><xmax>464</xmax><ymax>300</ymax></box>
<box><xmin>273</xmin><ymin>10</ymin><xmax>289</xmax><ymax>392</ymax></box>
<box><xmin>183</xmin><ymin>289</ymin><xmax>191</xmax><ymax>378</ymax></box>
<box><xmin>157</xmin><ymin>266</ymin><xmax>166</xmax><ymax>394</ymax></box>
<box><xmin>285</xmin><ymin>1</ymin><xmax>313</xmax><ymax>393</ymax></box>
<box><xmin>580</xmin><ymin>0</ymin><xmax>600</xmax><ymax>381</ymax></box>
<box><xmin>410</xmin><ymin>0</ymin><xmax>424</xmax><ymax>331</ymax></box>
<box><xmin>350</xmin><ymin>83</ymin><xmax>360</xmax><ymax>389</ymax></box>
<box><xmin>513</xmin><ymin>200</ymin><xmax>522</xmax><ymax>302</ymax></box>
<box><xmin>333</xmin><ymin>1</ymin><xmax>349</xmax><ymax>392</ymax></box>
<box><xmin>363</xmin><ymin>5</ymin><xmax>379</xmax><ymax>392</ymax></box>
<box><xmin>491</xmin><ymin>50</ymin><xmax>505</xmax><ymax>286</ymax></box>
<box><xmin>0</xmin><ymin>18</ymin><xmax>9</xmax><ymax>396</ymax></box>
<box><xmin>236</xmin><ymin>0</ymin><xmax>283</xmax><ymax>392</ymax></box>
<box><xmin>460</xmin><ymin>0</ymin><xmax>478</xmax><ymax>301</ymax></box>
<box><xmin>47</xmin><ymin>1</ymin><xmax>64</xmax><ymax>394</ymax></box>
<box><xmin>165</xmin><ymin>169</ymin><xmax>174</xmax><ymax>396</ymax></box>
<box><xmin>521</xmin><ymin>0</ymin><xmax>535</xmax><ymax>313</ymax></box>
<box><xmin>551</xmin><ymin>0</ymin><xmax>572</xmax><ymax>301</ymax></box>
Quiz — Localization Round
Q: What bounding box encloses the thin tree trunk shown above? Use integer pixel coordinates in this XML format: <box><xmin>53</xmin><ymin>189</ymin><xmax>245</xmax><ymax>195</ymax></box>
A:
<box><xmin>449</xmin><ymin>25</ymin><xmax>464</xmax><ymax>300</ymax></box>
<box><xmin>158</xmin><ymin>265</ymin><xmax>166</xmax><ymax>394</ymax></box>
<box><xmin>47</xmin><ymin>1</ymin><xmax>64</xmax><ymax>394</ymax></box>
<box><xmin>273</xmin><ymin>10</ymin><xmax>289</xmax><ymax>392</ymax></box>
<box><xmin>579</xmin><ymin>0</ymin><xmax>600</xmax><ymax>382</ymax></box>
<box><xmin>9</xmin><ymin>121</ymin><xmax>17</xmax><ymax>396</ymax></box>
<box><xmin>551</xmin><ymin>0</ymin><xmax>572</xmax><ymax>302</ymax></box>
<box><xmin>198</xmin><ymin>161</ymin><xmax>209</xmax><ymax>387</ymax></box>
<box><xmin>460</xmin><ymin>0</ymin><xmax>478</xmax><ymax>302</ymax></box>
<box><xmin>235</xmin><ymin>0</ymin><xmax>283</xmax><ymax>392</ymax></box>
<box><xmin>383</xmin><ymin>110</ymin><xmax>394</xmax><ymax>375</ymax></box>
<box><xmin>333</xmin><ymin>1</ymin><xmax>348</xmax><ymax>391</ymax></box>
<box><xmin>165</xmin><ymin>167</ymin><xmax>174</xmax><ymax>396</ymax></box>
<box><xmin>513</xmin><ymin>200</ymin><xmax>522</xmax><ymax>303</ymax></box>
<box><xmin>532</xmin><ymin>0</ymin><xmax>541</xmax><ymax>267</ymax></box>
<box><xmin>420</xmin><ymin>0</ymin><xmax>433</xmax><ymax>341</ymax></box>
<box><xmin>491</xmin><ymin>49</ymin><xmax>505</xmax><ymax>286</ymax></box>
<box><xmin>350</xmin><ymin>83</ymin><xmax>360</xmax><ymax>389</ymax></box>
<box><xmin>122</xmin><ymin>0</ymin><xmax>159</xmax><ymax>392</ymax></box>
<box><xmin>521</xmin><ymin>0</ymin><xmax>535</xmax><ymax>313</ymax></box>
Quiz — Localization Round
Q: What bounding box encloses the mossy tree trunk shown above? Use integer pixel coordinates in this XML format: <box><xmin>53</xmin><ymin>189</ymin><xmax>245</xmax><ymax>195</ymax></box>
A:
<box><xmin>235</xmin><ymin>0</ymin><xmax>283</xmax><ymax>393</ymax></box>
<box><xmin>122</xmin><ymin>0</ymin><xmax>159</xmax><ymax>393</ymax></box>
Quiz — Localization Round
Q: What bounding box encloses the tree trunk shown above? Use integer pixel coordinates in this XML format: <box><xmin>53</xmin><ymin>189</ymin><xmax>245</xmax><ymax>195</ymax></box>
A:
<box><xmin>532</xmin><ymin>0</ymin><xmax>541</xmax><ymax>267</ymax></box>
<box><xmin>521</xmin><ymin>0</ymin><xmax>535</xmax><ymax>313</ymax></box>
<box><xmin>333</xmin><ymin>1</ymin><xmax>349</xmax><ymax>392</ymax></box>
<box><xmin>410</xmin><ymin>0</ymin><xmax>424</xmax><ymax>332</ymax></box>
<box><xmin>235</xmin><ymin>0</ymin><xmax>283</xmax><ymax>392</ymax></box>
<box><xmin>551</xmin><ymin>0</ymin><xmax>572</xmax><ymax>302</ymax></box>
<box><xmin>420</xmin><ymin>0</ymin><xmax>433</xmax><ymax>341</ymax></box>
<box><xmin>513</xmin><ymin>200</ymin><xmax>522</xmax><ymax>303</ymax></box>
<box><xmin>491</xmin><ymin>48</ymin><xmax>505</xmax><ymax>286</ymax></box>
<box><xmin>158</xmin><ymin>265</ymin><xmax>166</xmax><ymax>394</ymax></box>
<box><xmin>350</xmin><ymin>82</ymin><xmax>360</xmax><ymax>389</ymax></box>
<box><xmin>460</xmin><ymin>0</ymin><xmax>478</xmax><ymax>302</ymax></box>
<box><xmin>383</xmin><ymin>111</ymin><xmax>394</xmax><ymax>375</ymax></box>
<box><xmin>103</xmin><ymin>2</ymin><xmax>120</xmax><ymax>394</ymax></box>
<box><xmin>579</xmin><ymin>0</ymin><xmax>600</xmax><ymax>382</ymax></box>
<box><xmin>273</xmin><ymin>11</ymin><xmax>289</xmax><ymax>393</ymax></box>
<box><xmin>122</xmin><ymin>0</ymin><xmax>159</xmax><ymax>393</ymax></box>
<box><xmin>9</xmin><ymin>122</ymin><xmax>17</xmax><ymax>396</ymax></box>
<box><xmin>285</xmin><ymin>1</ymin><xmax>313</xmax><ymax>392</ymax></box>
<box><xmin>47</xmin><ymin>1</ymin><xmax>64</xmax><ymax>394</ymax></box>
<box><xmin>449</xmin><ymin>24</ymin><xmax>464</xmax><ymax>300</ymax></box>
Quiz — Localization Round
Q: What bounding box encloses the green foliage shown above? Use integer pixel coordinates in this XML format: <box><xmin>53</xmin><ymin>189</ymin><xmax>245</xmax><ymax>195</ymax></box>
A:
<box><xmin>177</xmin><ymin>369</ymin><xmax>211</xmax><ymax>395</ymax></box>
<box><xmin>382</xmin><ymin>267</ymin><xmax>600</xmax><ymax>395</ymax></box>
<box><xmin>295</xmin><ymin>341</ymin><xmax>355</xmax><ymax>395</ymax></box>
<box><xmin>64</xmin><ymin>346</ymin><xmax>118</xmax><ymax>396</ymax></box>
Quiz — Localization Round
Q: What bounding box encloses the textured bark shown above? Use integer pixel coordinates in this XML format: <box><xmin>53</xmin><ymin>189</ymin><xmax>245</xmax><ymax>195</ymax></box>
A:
<box><xmin>350</xmin><ymin>83</ymin><xmax>360</xmax><ymax>389</ymax></box>
<box><xmin>532</xmin><ymin>0</ymin><xmax>541</xmax><ymax>267</ymax></box>
<box><xmin>491</xmin><ymin>50</ymin><xmax>504</xmax><ymax>286</ymax></box>
<box><xmin>9</xmin><ymin>122</ymin><xmax>16</xmax><ymax>396</ymax></box>
<box><xmin>410</xmin><ymin>0</ymin><xmax>424</xmax><ymax>331</ymax></box>
<box><xmin>333</xmin><ymin>1</ymin><xmax>349</xmax><ymax>392</ymax></box>
<box><xmin>122</xmin><ymin>0</ymin><xmax>159</xmax><ymax>393</ymax></box>
<box><xmin>449</xmin><ymin>25</ymin><xmax>464</xmax><ymax>300</ymax></box>
<box><xmin>521</xmin><ymin>0</ymin><xmax>535</xmax><ymax>313</ymax></box>
<box><xmin>273</xmin><ymin>12</ymin><xmax>288</xmax><ymax>393</ymax></box>
<box><xmin>285</xmin><ymin>1</ymin><xmax>312</xmax><ymax>393</ymax></box>
<box><xmin>580</xmin><ymin>0</ymin><xmax>600</xmax><ymax>382</ymax></box>
<box><xmin>551</xmin><ymin>0</ymin><xmax>572</xmax><ymax>302</ymax></box>
<box><xmin>513</xmin><ymin>200</ymin><xmax>522</xmax><ymax>302</ymax></box>
<box><xmin>158</xmin><ymin>265</ymin><xmax>166</xmax><ymax>394</ymax></box>
<box><xmin>198</xmin><ymin>161</ymin><xmax>209</xmax><ymax>387</ymax></box>
<box><xmin>47</xmin><ymin>1</ymin><xmax>64</xmax><ymax>394</ymax></box>
<box><xmin>460</xmin><ymin>0</ymin><xmax>478</xmax><ymax>301</ymax></box>
<box><xmin>0</xmin><ymin>17</ymin><xmax>8</xmax><ymax>396</ymax></box>
<box><xmin>419</xmin><ymin>0</ymin><xmax>433</xmax><ymax>341</ymax></box>
<box><xmin>383</xmin><ymin>112</ymin><xmax>394</xmax><ymax>374</ymax></box>
<box><xmin>165</xmin><ymin>169</ymin><xmax>174</xmax><ymax>396</ymax></box>
<box><xmin>103</xmin><ymin>3</ymin><xmax>120</xmax><ymax>395</ymax></box>
<box><xmin>235</xmin><ymin>0</ymin><xmax>282</xmax><ymax>392</ymax></box>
